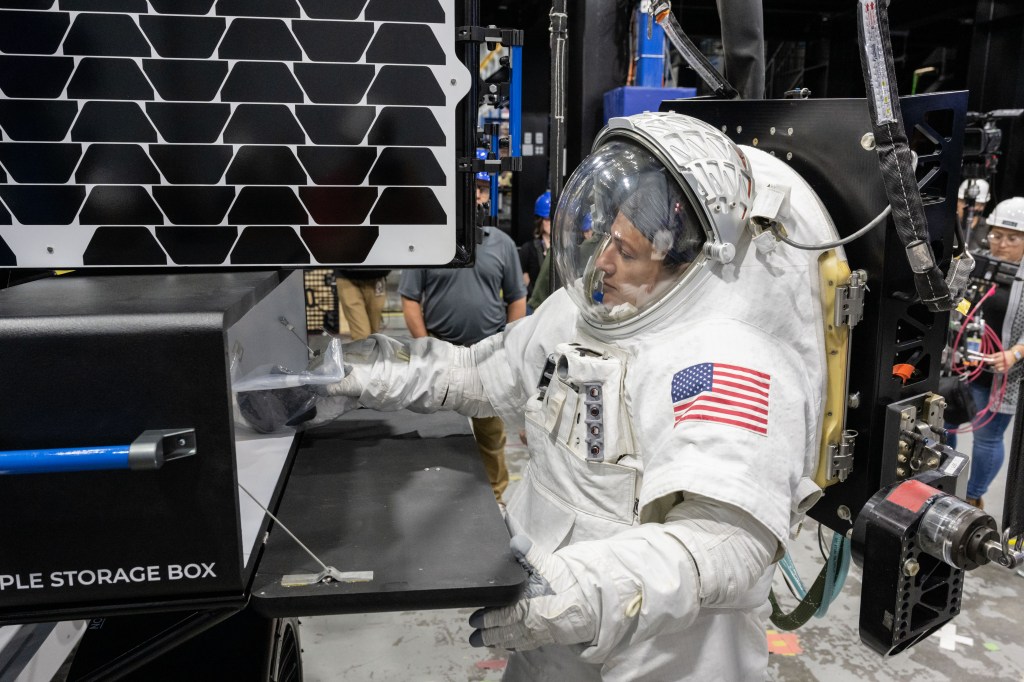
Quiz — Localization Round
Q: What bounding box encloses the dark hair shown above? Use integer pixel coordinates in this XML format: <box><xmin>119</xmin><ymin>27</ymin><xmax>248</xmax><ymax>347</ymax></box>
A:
<box><xmin>618</xmin><ymin>172</ymin><xmax>703</xmax><ymax>266</ymax></box>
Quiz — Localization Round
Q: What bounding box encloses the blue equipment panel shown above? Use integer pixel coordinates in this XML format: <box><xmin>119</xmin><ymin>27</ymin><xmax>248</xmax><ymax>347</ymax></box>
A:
<box><xmin>603</xmin><ymin>85</ymin><xmax>696</xmax><ymax>124</ymax></box>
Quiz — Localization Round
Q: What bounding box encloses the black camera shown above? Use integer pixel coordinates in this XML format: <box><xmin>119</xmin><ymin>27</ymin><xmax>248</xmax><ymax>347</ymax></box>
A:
<box><xmin>962</xmin><ymin>109</ymin><xmax>1023</xmax><ymax>179</ymax></box>
<box><xmin>967</xmin><ymin>250</ymin><xmax>1020</xmax><ymax>288</ymax></box>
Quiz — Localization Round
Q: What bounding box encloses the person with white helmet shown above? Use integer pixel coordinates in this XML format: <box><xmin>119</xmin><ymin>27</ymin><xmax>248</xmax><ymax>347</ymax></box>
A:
<box><xmin>958</xmin><ymin>178</ymin><xmax>990</xmax><ymax>222</ymax></box>
<box><xmin>958</xmin><ymin>178</ymin><xmax>991</xmax><ymax>249</ymax></box>
<box><xmin>326</xmin><ymin>111</ymin><xmax>842</xmax><ymax>680</ymax></box>
<box><xmin>949</xmin><ymin>196</ymin><xmax>1024</xmax><ymax>508</ymax></box>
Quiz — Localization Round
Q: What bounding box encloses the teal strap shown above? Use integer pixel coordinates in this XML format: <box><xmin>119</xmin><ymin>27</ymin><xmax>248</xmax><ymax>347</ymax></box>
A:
<box><xmin>769</xmin><ymin>536</ymin><xmax>851</xmax><ymax>630</ymax></box>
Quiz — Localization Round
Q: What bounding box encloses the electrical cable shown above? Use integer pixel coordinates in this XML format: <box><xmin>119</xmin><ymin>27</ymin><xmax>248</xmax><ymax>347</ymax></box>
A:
<box><xmin>778</xmin><ymin>205</ymin><xmax>892</xmax><ymax>252</ymax></box>
<box><xmin>780</xmin><ymin>568</ymin><xmax>800</xmax><ymax>600</ymax></box>
<box><xmin>776</xmin><ymin>160</ymin><xmax>935</xmax><ymax>252</ymax></box>
<box><xmin>948</xmin><ymin>284</ymin><xmax>996</xmax><ymax>434</ymax></box>
<box><xmin>949</xmin><ymin>287</ymin><xmax>1011</xmax><ymax>435</ymax></box>
<box><xmin>951</xmin><ymin>207</ymin><xmax>968</xmax><ymax>258</ymax></box>
<box><xmin>950</xmin><ymin>284</ymin><xmax>996</xmax><ymax>378</ymax></box>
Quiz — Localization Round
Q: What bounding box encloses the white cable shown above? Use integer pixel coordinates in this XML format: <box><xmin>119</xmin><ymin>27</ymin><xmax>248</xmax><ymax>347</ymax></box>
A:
<box><xmin>778</xmin><ymin>205</ymin><xmax>892</xmax><ymax>251</ymax></box>
<box><xmin>777</xmin><ymin>153</ymin><xmax>929</xmax><ymax>252</ymax></box>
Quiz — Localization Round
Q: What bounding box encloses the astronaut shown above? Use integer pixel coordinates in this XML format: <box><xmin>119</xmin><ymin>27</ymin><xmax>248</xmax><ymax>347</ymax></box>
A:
<box><xmin>329</xmin><ymin>111</ymin><xmax>842</xmax><ymax>681</ymax></box>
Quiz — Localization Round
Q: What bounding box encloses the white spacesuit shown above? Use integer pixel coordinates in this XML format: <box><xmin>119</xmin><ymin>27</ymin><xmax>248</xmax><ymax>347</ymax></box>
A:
<box><xmin>330</xmin><ymin>111</ymin><xmax>845</xmax><ymax>681</ymax></box>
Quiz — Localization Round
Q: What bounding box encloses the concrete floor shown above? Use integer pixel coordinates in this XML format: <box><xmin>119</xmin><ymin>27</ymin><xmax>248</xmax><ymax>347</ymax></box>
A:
<box><xmin>298</xmin><ymin>307</ymin><xmax>1024</xmax><ymax>682</ymax></box>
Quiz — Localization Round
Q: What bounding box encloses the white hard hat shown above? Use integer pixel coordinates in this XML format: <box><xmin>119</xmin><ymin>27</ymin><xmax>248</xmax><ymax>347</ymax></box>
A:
<box><xmin>958</xmin><ymin>179</ymin><xmax>990</xmax><ymax>203</ymax></box>
<box><xmin>987</xmin><ymin>197</ymin><xmax>1024</xmax><ymax>232</ymax></box>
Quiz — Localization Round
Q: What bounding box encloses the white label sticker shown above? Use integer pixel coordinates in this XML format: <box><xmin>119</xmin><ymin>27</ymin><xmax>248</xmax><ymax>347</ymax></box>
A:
<box><xmin>944</xmin><ymin>455</ymin><xmax>965</xmax><ymax>475</ymax></box>
<box><xmin>860</xmin><ymin>0</ymin><xmax>896</xmax><ymax>125</ymax></box>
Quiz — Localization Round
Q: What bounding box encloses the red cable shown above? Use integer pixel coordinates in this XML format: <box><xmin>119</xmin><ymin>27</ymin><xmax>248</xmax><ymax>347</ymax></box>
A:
<box><xmin>953</xmin><ymin>335</ymin><xmax>1009</xmax><ymax>435</ymax></box>
<box><xmin>948</xmin><ymin>286</ymin><xmax>1011</xmax><ymax>435</ymax></box>
<box><xmin>952</xmin><ymin>284</ymin><xmax>996</xmax><ymax>377</ymax></box>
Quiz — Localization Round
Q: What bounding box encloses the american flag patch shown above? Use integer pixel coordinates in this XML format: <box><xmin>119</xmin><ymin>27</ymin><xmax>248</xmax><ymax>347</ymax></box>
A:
<box><xmin>671</xmin><ymin>362</ymin><xmax>771</xmax><ymax>435</ymax></box>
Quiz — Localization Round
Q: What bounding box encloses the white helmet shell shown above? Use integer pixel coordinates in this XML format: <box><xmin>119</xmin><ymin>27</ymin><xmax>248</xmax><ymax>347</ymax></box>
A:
<box><xmin>987</xmin><ymin>197</ymin><xmax>1024</xmax><ymax>232</ymax></box>
<box><xmin>600</xmin><ymin>112</ymin><xmax>754</xmax><ymax>260</ymax></box>
<box><xmin>958</xmin><ymin>178</ymin><xmax>990</xmax><ymax>203</ymax></box>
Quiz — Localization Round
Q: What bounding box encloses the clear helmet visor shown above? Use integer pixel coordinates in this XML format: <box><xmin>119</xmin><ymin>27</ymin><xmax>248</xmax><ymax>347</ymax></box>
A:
<box><xmin>553</xmin><ymin>139</ymin><xmax>707</xmax><ymax>326</ymax></box>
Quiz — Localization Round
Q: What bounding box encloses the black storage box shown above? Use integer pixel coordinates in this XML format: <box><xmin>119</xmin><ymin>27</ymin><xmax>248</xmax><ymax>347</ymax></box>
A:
<box><xmin>0</xmin><ymin>271</ymin><xmax>307</xmax><ymax>623</ymax></box>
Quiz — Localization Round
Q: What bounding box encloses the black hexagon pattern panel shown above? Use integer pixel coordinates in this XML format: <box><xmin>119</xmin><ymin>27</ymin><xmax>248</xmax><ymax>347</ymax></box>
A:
<box><xmin>0</xmin><ymin>0</ymin><xmax>470</xmax><ymax>267</ymax></box>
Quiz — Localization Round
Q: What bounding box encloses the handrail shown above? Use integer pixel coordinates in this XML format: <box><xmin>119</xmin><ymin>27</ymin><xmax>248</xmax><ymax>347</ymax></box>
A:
<box><xmin>0</xmin><ymin>428</ymin><xmax>196</xmax><ymax>475</ymax></box>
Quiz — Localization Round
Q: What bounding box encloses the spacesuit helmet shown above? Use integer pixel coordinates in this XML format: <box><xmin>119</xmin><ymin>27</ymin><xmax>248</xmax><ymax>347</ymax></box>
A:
<box><xmin>552</xmin><ymin>112</ymin><xmax>753</xmax><ymax>329</ymax></box>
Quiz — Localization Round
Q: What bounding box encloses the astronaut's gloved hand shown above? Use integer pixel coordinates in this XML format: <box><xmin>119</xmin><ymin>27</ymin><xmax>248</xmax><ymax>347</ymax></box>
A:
<box><xmin>468</xmin><ymin>535</ymin><xmax>596</xmax><ymax>651</ymax></box>
<box><xmin>321</xmin><ymin>334</ymin><xmax>495</xmax><ymax>416</ymax></box>
<box><xmin>322</xmin><ymin>338</ymin><xmax>380</xmax><ymax>399</ymax></box>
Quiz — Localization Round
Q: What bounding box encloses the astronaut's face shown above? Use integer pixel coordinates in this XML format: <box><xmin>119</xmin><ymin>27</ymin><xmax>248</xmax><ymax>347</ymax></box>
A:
<box><xmin>593</xmin><ymin>211</ymin><xmax>667</xmax><ymax>307</ymax></box>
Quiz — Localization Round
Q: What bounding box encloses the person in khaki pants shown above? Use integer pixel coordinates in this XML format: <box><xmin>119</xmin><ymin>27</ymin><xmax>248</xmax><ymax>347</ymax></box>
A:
<box><xmin>398</xmin><ymin>227</ymin><xmax>526</xmax><ymax>503</ymax></box>
<box><xmin>335</xmin><ymin>269</ymin><xmax>390</xmax><ymax>340</ymax></box>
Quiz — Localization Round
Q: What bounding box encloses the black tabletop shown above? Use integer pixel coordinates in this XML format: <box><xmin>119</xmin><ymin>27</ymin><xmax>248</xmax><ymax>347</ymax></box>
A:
<box><xmin>251</xmin><ymin>412</ymin><xmax>525</xmax><ymax>617</ymax></box>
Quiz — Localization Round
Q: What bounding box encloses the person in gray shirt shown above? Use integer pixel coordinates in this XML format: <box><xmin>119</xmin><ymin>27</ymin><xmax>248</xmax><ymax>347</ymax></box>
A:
<box><xmin>399</xmin><ymin>227</ymin><xmax>527</xmax><ymax>501</ymax></box>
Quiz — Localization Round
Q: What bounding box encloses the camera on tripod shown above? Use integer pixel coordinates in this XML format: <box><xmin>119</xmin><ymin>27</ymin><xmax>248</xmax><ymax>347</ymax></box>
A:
<box><xmin>962</xmin><ymin>109</ymin><xmax>1023</xmax><ymax>181</ymax></box>
<box><xmin>958</xmin><ymin>110</ymin><xmax>1024</xmax><ymax>249</ymax></box>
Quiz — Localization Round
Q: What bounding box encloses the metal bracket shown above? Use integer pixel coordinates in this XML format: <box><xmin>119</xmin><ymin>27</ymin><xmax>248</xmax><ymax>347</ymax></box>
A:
<box><xmin>127</xmin><ymin>428</ymin><xmax>196</xmax><ymax>470</ymax></box>
<box><xmin>481</xmin><ymin>80</ymin><xmax>511</xmax><ymax>107</ymax></box>
<box><xmin>457</xmin><ymin>156</ymin><xmax>523</xmax><ymax>175</ymax></box>
<box><xmin>280</xmin><ymin>567</ymin><xmax>373</xmax><ymax>588</ymax></box>
<box><xmin>827</xmin><ymin>429</ymin><xmax>857</xmax><ymax>482</ymax></box>
<box><xmin>536</xmin><ymin>354</ymin><xmax>558</xmax><ymax>399</ymax></box>
<box><xmin>455</xmin><ymin>26</ymin><xmax>524</xmax><ymax>48</ymax></box>
<box><xmin>892</xmin><ymin>396</ymin><xmax>954</xmax><ymax>481</ymax></box>
<box><xmin>835</xmin><ymin>269</ymin><xmax>868</xmax><ymax>329</ymax></box>
<box><xmin>922</xmin><ymin>393</ymin><xmax>947</xmax><ymax>432</ymax></box>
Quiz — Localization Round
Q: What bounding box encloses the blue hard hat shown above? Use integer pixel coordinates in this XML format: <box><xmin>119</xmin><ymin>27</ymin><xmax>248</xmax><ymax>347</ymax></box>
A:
<box><xmin>475</xmin><ymin>148</ymin><xmax>490</xmax><ymax>182</ymax></box>
<box><xmin>535</xmin><ymin>190</ymin><xmax>551</xmax><ymax>219</ymax></box>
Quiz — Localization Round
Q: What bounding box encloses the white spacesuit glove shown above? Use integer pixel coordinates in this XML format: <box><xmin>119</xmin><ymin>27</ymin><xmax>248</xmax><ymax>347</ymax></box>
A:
<box><xmin>322</xmin><ymin>334</ymin><xmax>495</xmax><ymax>417</ymax></box>
<box><xmin>468</xmin><ymin>535</ymin><xmax>597</xmax><ymax>651</ymax></box>
<box><xmin>322</xmin><ymin>337</ymin><xmax>380</xmax><ymax>399</ymax></box>
<box><xmin>471</xmin><ymin>497</ymin><xmax>778</xmax><ymax>663</ymax></box>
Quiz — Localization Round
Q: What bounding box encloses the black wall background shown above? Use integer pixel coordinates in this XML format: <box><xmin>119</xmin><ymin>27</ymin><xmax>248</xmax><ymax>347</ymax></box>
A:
<box><xmin>484</xmin><ymin>0</ymin><xmax>1024</xmax><ymax>246</ymax></box>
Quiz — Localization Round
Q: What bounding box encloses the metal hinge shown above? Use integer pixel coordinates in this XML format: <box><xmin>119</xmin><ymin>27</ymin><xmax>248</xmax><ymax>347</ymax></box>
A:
<box><xmin>827</xmin><ymin>429</ymin><xmax>857</xmax><ymax>482</ymax></box>
<box><xmin>455</xmin><ymin>26</ymin><xmax>524</xmax><ymax>47</ymax></box>
<box><xmin>835</xmin><ymin>269</ymin><xmax>868</xmax><ymax>329</ymax></box>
